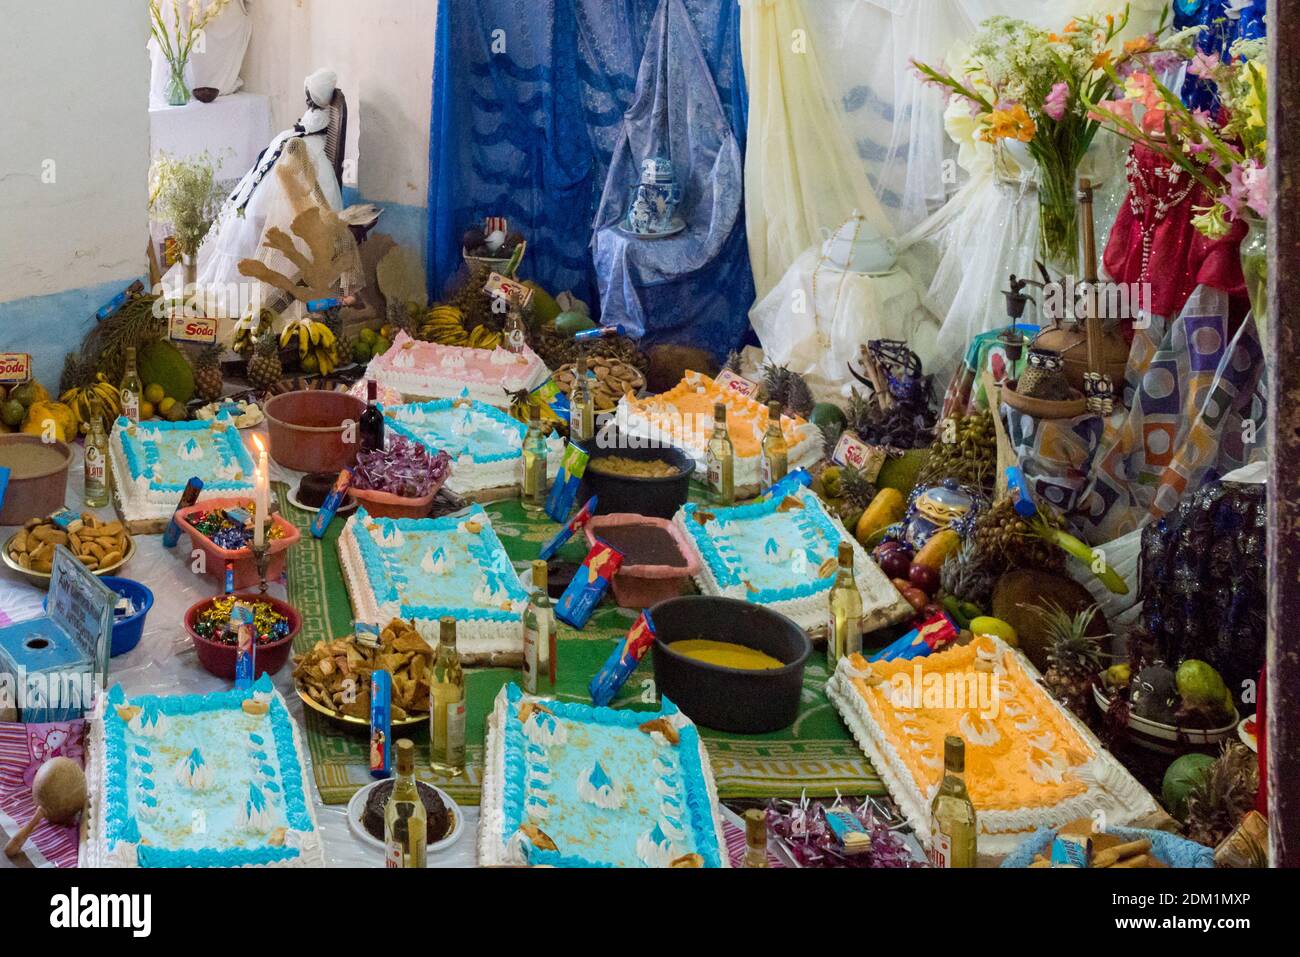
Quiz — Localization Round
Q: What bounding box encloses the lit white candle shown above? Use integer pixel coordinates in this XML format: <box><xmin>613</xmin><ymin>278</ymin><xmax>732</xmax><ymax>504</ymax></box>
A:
<box><xmin>253</xmin><ymin>435</ymin><xmax>268</xmax><ymax>546</ymax></box>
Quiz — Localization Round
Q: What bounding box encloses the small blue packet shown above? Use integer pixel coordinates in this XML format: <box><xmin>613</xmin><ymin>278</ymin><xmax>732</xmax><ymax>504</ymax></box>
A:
<box><xmin>555</xmin><ymin>539</ymin><xmax>624</xmax><ymax>630</ymax></box>
<box><xmin>545</xmin><ymin>442</ymin><xmax>590</xmax><ymax>523</ymax></box>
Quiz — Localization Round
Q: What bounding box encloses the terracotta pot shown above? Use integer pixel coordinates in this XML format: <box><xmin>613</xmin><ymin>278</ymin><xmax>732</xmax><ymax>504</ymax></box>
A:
<box><xmin>263</xmin><ymin>390</ymin><xmax>366</xmax><ymax>473</ymax></box>
<box><xmin>0</xmin><ymin>435</ymin><xmax>72</xmax><ymax>525</ymax></box>
<box><xmin>347</xmin><ymin>484</ymin><xmax>438</xmax><ymax>520</ymax></box>
<box><xmin>184</xmin><ymin>592</ymin><xmax>301</xmax><ymax>680</ymax></box>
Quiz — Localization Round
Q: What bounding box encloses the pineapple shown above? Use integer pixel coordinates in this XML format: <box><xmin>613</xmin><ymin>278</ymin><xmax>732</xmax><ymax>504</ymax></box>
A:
<box><xmin>1185</xmin><ymin>742</ymin><xmax>1259</xmax><ymax>848</ymax></box>
<box><xmin>940</xmin><ymin>541</ymin><xmax>997</xmax><ymax>609</ymax></box>
<box><xmin>761</xmin><ymin>362</ymin><xmax>814</xmax><ymax>418</ymax></box>
<box><xmin>194</xmin><ymin>343</ymin><xmax>225</xmax><ymax>402</ymax></box>
<box><xmin>247</xmin><ymin>330</ymin><xmax>283</xmax><ymax>392</ymax></box>
<box><xmin>1038</xmin><ymin>601</ymin><xmax>1108</xmax><ymax>719</ymax></box>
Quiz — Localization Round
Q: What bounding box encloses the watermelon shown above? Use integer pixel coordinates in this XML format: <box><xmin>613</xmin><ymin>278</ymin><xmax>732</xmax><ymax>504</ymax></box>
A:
<box><xmin>1161</xmin><ymin>753</ymin><xmax>1215</xmax><ymax>820</ymax></box>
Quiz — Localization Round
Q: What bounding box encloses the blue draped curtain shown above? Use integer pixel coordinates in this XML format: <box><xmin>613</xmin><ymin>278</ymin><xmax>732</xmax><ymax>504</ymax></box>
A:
<box><xmin>427</xmin><ymin>0</ymin><xmax>753</xmax><ymax>359</ymax></box>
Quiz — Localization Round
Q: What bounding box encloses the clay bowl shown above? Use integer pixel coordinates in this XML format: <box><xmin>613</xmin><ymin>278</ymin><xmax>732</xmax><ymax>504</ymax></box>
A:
<box><xmin>192</xmin><ymin>87</ymin><xmax>219</xmax><ymax>103</ymax></box>
<box><xmin>0</xmin><ymin>435</ymin><xmax>72</xmax><ymax>525</ymax></box>
<box><xmin>184</xmin><ymin>592</ymin><xmax>301</xmax><ymax>680</ymax></box>
<box><xmin>264</xmin><ymin>390</ymin><xmax>366</xmax><ymax>473</ymax></box>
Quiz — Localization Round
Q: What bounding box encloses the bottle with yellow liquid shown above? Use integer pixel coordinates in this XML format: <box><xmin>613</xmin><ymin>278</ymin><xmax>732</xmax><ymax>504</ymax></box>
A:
<box><xmin>119</xmin><ymin>347</ymin><xmax>142</xmax><ymax>423</ymax></box>
<box><xmin>522</xmin><ymin>560</ymin><xmax>555</xmax><ymax>694</ymax></box>
<box><xmin>569</xmin><ymin>355</ymin><xmax>595</xmax><ymax>443</ymax></box>
<box><xmin>384</xmin><ymin>738</ymin><xmax>427</xmax><ymax>868</ymax></box>
<box><xmin>929</xmin><ymin>735</ymin><xmax>977</xmax><ymax>868</ymax></box>
<box><xmin>742</xmin><ymin>809</ymin><xmax>769</xmax><ymax>868</ymax></box>
<box><xmin>83</xmin><ymin>415</ymin><xmax>110</xmax><ymax>508</ymax></box>
<box><xmin>430</xmin><ymin>617</ymin><xmax>466</xmax><ymax>776</ymax></box>
<box><xmin>826</xmin><ymin>541</ymin><xmax>863</xmax><ymax>668</ymax></box>
<box><xmin>521</xmin><ymin>404</ymin><xmax>548</xmax><ymax>512</ymax></box>
<box><xmin>705</xmin><ymin>401</ymin><xmax>734</xmax><ymax>505</ymax></box>
<box><xmin>760</xmin><ymin>400</ymin><xmax>788</xmax><ymax>487</ymax></box>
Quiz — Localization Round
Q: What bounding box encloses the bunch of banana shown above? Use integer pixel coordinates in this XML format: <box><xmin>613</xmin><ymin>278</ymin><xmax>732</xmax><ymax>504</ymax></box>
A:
<box><xmin>505</xmin><ymin>387</ymin><xmax>563</xmax><ymax>431</ymax></box>
<box><xmin>61</xmin><ymin>373</ymin><xmax>122</xmax><ymax>435</ymax></box>
<box><xmin>279</xmin><ymin>318</ymin><xmax>340</xmax><ymax>376</ymax></box>
<box><xmin>467</xmin><ymin>324</ymin><xmax>503</xmax><ymax>350</ymax></box>
<box><xmin>232</xmin><ymin>309</ymin><xmax>275</xmax><ymax>358</ymax></box>
<box><xmin>418</xmin><ymin>304</ymin><xmax>470</xmax><ymax>346</ymax></box>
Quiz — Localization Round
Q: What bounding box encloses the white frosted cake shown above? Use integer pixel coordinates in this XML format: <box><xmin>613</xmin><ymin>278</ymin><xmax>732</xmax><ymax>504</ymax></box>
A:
<box><xmin>479</xmin><ymin>684</ymin><xmax>727</xmax><ymax>868</ymax></box>
<box><xmin>82</xmin><ymin>678</ymin><xmax>323</xmax><ymax>868</ymax></box>
<box><xmin>826</xmin><ymin>636</ymin><xmax>1160</xmax><ymax>858</ymax></box>
<box><xmin>383</xmin><ymin>397</ymin><xmax>564</xmax><ymax>496</ymax></box>
<box><xmin>674</xmin><ymin>486</ymin><xmax>912</xmax><ymax>632</ymax></box>
<box><xmin>615</xmin><ymin>371</ymin><xmax>823</xmax><ymax>489</ymax></box>
<box><xmin>109</xmin><ymin>415</ymin><xmax>256</xmax><ymax>522</ymax></box>
<box><xmin>339</xmin><ymin>505</ymin><xmax>528</xmax><ymax>656</ymax></box>
<box><xmin>366</xmin><ymin>330</ymin><xmax>550</xmax><ymax>406</ymax></box>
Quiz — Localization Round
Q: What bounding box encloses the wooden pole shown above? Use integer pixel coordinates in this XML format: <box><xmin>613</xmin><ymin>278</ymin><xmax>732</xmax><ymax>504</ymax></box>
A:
<box><xmin>1267</xmin><ymin>0</ymin><xmax>1300</xmax><ymax>868</ymax></box>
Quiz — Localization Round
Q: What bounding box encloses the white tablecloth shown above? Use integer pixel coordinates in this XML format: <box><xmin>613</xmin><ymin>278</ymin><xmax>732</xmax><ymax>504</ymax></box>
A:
<box><xmin>150</xmin><ymin>91</ymin><xmax>273</xmax><ymax>180</ymax></box>
<box><xmin>0</xmin><ymin>427</ymin><xmax>478</xmax><ymax>869</ymax></box>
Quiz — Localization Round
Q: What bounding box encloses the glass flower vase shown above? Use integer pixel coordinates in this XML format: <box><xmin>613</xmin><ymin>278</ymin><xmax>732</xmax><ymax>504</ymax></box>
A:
<box><xmin>1240</xmin><ymin>215</ymin><xmax>1267</xmax><ymax>334</ymax></box>
<box><xmin>1036</xmin><ymin>159</ymin><xmax>1079</xmax><ymax>277</ymax></box>
<box><xmin>166</xmin><ymin>61</ymin><xmax>190</xmax><ymax>106</ymax></box>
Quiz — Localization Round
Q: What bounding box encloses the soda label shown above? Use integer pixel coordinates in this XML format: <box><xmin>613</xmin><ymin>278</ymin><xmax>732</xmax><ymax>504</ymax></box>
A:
<box><xmin>168</xmin><ymin>315</ymin><xmax>219</xmax><ymax>344</ymax></box>
<box><xmin>831</xmin><ymin>433</ymin><xmax>886</xmax><ymax>482</ymax></box>
<box><xmin>715</xmin><ymin>369</ymin><xmax>759</xmax><ymax>399</ymax></box>
<box><xmin>0</xmin><ymin>353</ymin><xmax>32</xmax><ymax>384</ymax></box>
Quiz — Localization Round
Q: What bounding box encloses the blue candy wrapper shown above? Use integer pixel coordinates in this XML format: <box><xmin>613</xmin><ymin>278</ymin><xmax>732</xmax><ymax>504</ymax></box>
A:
<box><xmin>231</xmin><ymin>602</ymin><xmax>256</xmax><ymax>690</ymax></box>
<box><xmin>545</xmin><ymin>442</ymin><xmax>590</xmax><ymax>523</ymax></box>
<box><xmin>555</xmin><ymin>539</ymin><xmax>624</xmax><ymax>630</ymax></box>
<box><xmin>370</xmin><ymin>669</ymin><xmax>392</xmax><ymax>779</ymax></box>
<box><xmin>539</xmin><ymin>495</ymin><xmax>597</xmax><ymax>561</ymax></box>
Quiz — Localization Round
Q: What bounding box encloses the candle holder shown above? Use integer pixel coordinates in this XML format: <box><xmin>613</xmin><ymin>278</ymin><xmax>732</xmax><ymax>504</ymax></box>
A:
<box><xmin>250</xmin><ymin>540</ymin><xmax>271</xmax><ymax>594</ymax></box>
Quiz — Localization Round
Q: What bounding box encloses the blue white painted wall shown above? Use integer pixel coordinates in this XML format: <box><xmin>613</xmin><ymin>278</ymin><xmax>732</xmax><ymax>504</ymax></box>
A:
<box><xmin>0</xmin><ymin>0</ymin><xmax>151</xmax><ymax>387</ymax></box>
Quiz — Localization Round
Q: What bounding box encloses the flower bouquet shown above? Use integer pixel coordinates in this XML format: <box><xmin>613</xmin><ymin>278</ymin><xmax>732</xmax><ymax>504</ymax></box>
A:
<box><xmin>913</xmin><ymin>5</ymin><xmax>1168</xmax><ymax>274</ymax></box>
<box><xmin>149</xmin><ymin>151</ymin><xmax>226</xmax><ymax>286</ymax></box>
<box><xmin>150</xmin><ymin>0</ymin><xmax>232</xmax><ymax>106</ymax></box>
<box><xmin>1085</xmin><ymin>34</ymin><xmax>1267</xmax><ymax>315</ymax></box>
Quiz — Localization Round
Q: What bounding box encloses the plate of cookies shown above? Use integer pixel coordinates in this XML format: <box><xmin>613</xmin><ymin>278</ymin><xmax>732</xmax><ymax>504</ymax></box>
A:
<box><xmin>293</xmin><ymin>619</ymin><xmax>433</xmax><ymax>729</ymax></box>
<box><xmin>3</xmin><ymin>513</ymin><xmax>135</xmax><ymax>587</ymax></box>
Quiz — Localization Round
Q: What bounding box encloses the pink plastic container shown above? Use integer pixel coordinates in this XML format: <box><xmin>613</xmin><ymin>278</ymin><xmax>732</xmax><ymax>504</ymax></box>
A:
<box><xmin>585</xmin><ymin>514</ymin><xmax>700</xmax><ymax>609</ymax></box>
<box><xmin>173</xmin><ymin>498</ymin><xmax>302</xmax><ymax>590</ymax></box>
<box><xmin>348</xmin><ymin>482</ymin><xmax>445</xmax><ymax>520</ymax></box>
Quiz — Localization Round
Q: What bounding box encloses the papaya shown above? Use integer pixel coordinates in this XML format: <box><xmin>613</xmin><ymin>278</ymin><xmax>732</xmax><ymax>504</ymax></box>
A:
<box><xmin>21</xmin><ymin>401</ymin><xmax>76</xmax><ymax>442</ymax></box>
<box><xmin>968</xmin><ymin>616</ymin><xmax>1018</xmax><ymax>647</ymax></box>
<box><xmin>913</xmin><ymin>528</ymin><xmax>961</xmax><ymax>571</ymax></box>
<box><xmin>137</xmin><ymin>339</ymin><xmax>195</xmax><ymax>404</ymax></box>
<box><xmin>855</xmin><ymin>488</ymin><xmax>906</xmax><ymax>545</ymax></box>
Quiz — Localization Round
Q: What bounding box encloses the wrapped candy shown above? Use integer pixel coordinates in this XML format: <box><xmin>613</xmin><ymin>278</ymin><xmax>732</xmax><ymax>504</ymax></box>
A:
<box><xmin>193</xmin><ymin>596</ymin><xmax>292</xmax><ymax>646</ymax></box>
<box><xmin>764</xmin><ymin>794</ymin><xmax>920</xmax><ymax>869</ymax></box>
<box><xmin>190</xmin><ymin>502</ymin><xmax>286</xmax><ymax>551</ymax></box>
<box><xmin>351</xmin><ymin>436</ymin><xmax>452</xmax><ymax>499</ymax></box>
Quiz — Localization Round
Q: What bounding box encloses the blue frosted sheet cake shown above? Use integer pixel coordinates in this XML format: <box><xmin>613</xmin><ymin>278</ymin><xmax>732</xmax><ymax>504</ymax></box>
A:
<box><xmin>83</xmin><ymin>677</ymin><xmax>322</xmax><ymax>868</ymax></box>
<box><xmin>383</xmin><ymin>397</ymin><xmax>562</xmax><ymax>495</ymax></box>
<box><xmin>338</xmin><ymin>504</ymin><xmax>529</xmax><ymax>657</ymax></box>
<box><xmin>478</xmin><ymin>683</ymin><xmax>727</xmax><ymax>867</ymax></box>
<box><xmin>673</xmin><ymin>485</ymin><xmax>911</xmax><ymax>632</ymax></box>
<box><xmin>108</xmin><ymin>414</ymin><xmax>256</xmax><ymax>520</ymax></box>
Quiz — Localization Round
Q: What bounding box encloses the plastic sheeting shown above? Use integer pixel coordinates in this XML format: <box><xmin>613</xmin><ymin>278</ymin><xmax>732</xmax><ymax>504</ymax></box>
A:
<box><xmin>0</xmin><ymin>432</ymin><xmax>478</xmax><ymax>869</ymax></box>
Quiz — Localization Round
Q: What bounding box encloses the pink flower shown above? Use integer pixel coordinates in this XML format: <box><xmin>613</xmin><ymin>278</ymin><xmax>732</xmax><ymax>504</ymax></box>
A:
<box><xmin>1043</xmin><ymin>82</ymin><xmax>1069</xmax><ymax>121</ymax></box>
<box><xmin>1090</xmin><ymin>98</ymin><xmax>1135</xmax><ymax>124</ymax></box>
<box><xmin>1239</xmin><ymin>161</ymin><xmax>1268</xmax><ymax>218</ymax></box>
<box><xmin>1123</xmin><ymin>72</ymin><xmax>1163</xmax><ymax>110</ymax></box>
<box><xmin>1188</xmin><ymin>51</ymin><xmax>1221</xmax><ymax>78</ymax></box>
<box><xmin>1140</xmin><ymin>104</ymin><xmax>1168</xmax><ymax>134</ymax></box>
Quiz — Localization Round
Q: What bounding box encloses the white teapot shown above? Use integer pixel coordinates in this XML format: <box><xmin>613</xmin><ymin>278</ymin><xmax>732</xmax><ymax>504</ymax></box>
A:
<box><xmin>819</xmin><ymin>210</ymin><xmax>897</xmax><ymax>274</ymax></box>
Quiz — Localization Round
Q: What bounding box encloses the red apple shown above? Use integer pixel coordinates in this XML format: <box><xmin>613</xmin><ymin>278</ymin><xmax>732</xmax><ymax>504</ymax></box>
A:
<box><xmin>908</xmin><ymin>562</ymin><xmax>940</xmax><ymax>595</ymax></box>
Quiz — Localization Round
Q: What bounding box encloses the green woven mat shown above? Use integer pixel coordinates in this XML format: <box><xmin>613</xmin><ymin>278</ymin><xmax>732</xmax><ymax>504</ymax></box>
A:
<box><xmin>280</xmin><ymin>483</ymin><xmax>881</xmax><ymax>805</ymax></box>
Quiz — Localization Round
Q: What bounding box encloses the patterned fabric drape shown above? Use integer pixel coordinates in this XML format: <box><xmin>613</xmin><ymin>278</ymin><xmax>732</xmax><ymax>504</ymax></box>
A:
<box><xmin>428</xmin><ymin>0</ymin><xmax>753</xmax><ymax>358</ymax></box>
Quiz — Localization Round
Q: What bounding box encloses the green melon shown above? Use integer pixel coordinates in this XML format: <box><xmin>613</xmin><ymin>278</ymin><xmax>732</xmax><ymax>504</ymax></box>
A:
<box><xmin>555</xmin><ymin>311</ymin><xmax>597</xmax><ymax>336</ymax></box>
<box><xmin>523</xmin><ymin>281</ymin><xmax>561</xmax><ymax>327</ymax></box>
<box><xmin>1162</xmin><ymin>753</ymin><xmax>1216</xmax><ymax>820</ymax></box>
<box><xmin>137</xmin><ymin>339</ymin><xmax>195</xmax><ymax>404</ymax></box>
<box><xmin>810</xmin><ymin>402</ymin><xmax>847</xmax><ymax>430</ymax></box>
<box><xmin>875</xmin><ymin>448</ymin><xmax>928</xmax><ymax>495</ymax></box>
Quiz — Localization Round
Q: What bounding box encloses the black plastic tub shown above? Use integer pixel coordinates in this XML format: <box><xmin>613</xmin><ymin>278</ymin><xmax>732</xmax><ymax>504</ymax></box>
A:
<box><xmin>580</xmin><ymin>431</ymin><xmax>694</xmax><ymax>519</ymax></box>
<box><xmin>650</xmin><ymin>595</ymin><xmax>811</xmax><ymax>734</ymax></box>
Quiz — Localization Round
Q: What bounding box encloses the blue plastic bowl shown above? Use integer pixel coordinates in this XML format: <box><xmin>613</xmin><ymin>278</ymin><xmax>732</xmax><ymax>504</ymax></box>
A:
<box><xmin>44</xmin><ymin>575</ymin><xmax>154</xmax><ymax>657</ymax></box>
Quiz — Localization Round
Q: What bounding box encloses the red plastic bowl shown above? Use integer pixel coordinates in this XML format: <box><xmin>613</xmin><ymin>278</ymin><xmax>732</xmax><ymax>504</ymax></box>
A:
<box><xmin>184</xmin><ymin>592</ymin><xmax>301</xmax><ymax>680</ymax></box>
<box><xmin>173</xmin><ymin>498</ymin><xmax>302</xmax><ymax>590</ymax></box>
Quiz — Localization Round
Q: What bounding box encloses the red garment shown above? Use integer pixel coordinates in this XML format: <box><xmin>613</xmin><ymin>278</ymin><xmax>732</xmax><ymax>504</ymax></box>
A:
<box><xmin>1103</xmin><ymin>143</ymin><xmax>1247</xmax><ymax>321</ymax></box>
<box><xmin>1257</xmin><ymin>664</ymin><xmax>1267</xmax><ymax>816</ymax></box>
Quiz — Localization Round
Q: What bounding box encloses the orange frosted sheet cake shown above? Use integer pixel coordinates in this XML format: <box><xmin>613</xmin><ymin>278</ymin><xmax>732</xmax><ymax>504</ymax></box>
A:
<box><xmin>614</xmin><ymin>371</ymin><xmax>822</xmax><ymax>487</ymax></box>
<box><xmin>826</xmin><ymin>636</ymin><xmax>1158</xmax><ymax>857</ymax></box>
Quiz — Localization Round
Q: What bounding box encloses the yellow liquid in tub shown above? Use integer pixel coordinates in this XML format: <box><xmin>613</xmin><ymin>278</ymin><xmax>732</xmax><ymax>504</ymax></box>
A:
<box><xmin>670</xmin><ymin>640</ymin><xmax>785</xmax><ymax>671</ymax></box>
